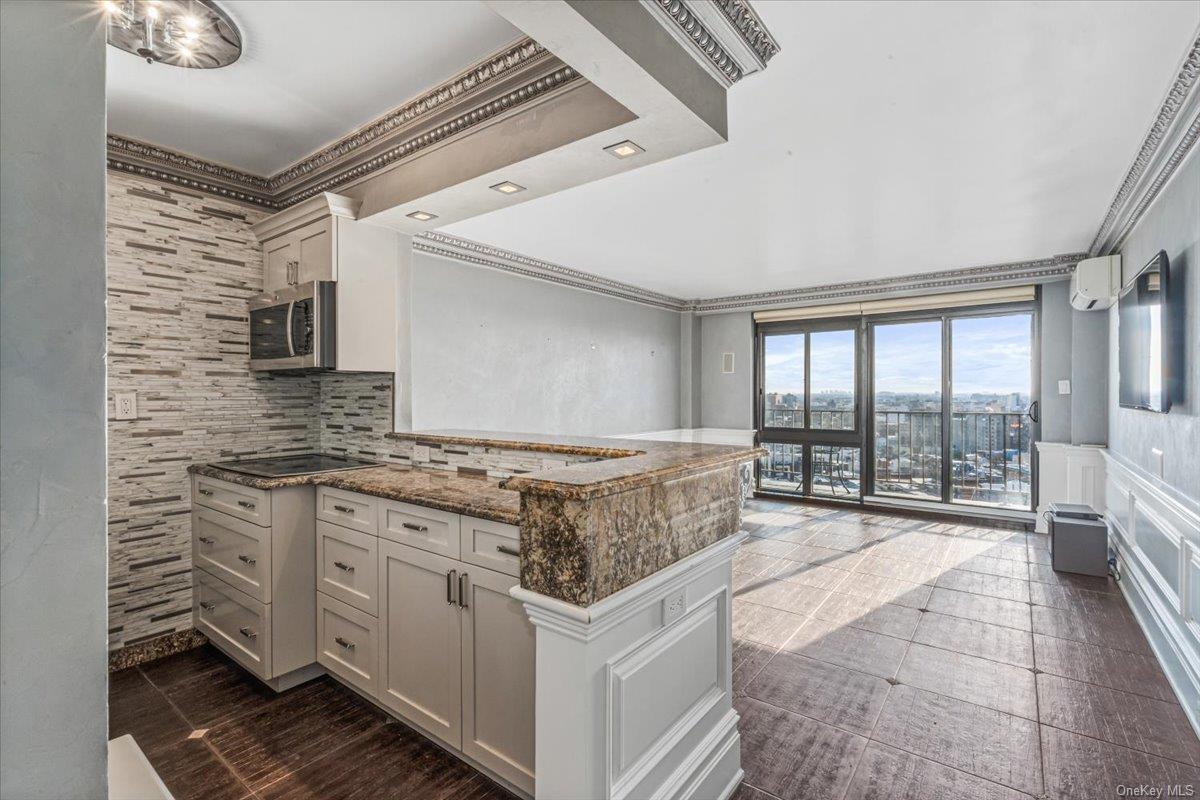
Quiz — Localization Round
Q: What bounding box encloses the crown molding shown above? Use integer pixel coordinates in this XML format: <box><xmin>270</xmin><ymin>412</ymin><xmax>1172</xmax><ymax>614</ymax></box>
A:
<box><xmin>644</xmin><ymin>0</ymin><xmax>780</xmax><ymax>87</ymax></box>
<box><xmin>1089</xmin><ymin>29</ymin><xmax>1200</xmax><ymax>256</ymax></box>
<box><xmin>106</xmin><ymin>38</ymin><xmax>575</xmax><ymax>211</ymax></box>
<box><xmin>413</xmin><ymin>232</ymin><xmax>689</xmax><ymax>311</ymax></box>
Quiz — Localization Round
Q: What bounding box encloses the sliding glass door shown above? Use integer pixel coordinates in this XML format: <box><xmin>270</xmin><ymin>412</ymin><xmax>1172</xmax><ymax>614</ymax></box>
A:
<box><xmin>757</xmin><ymin>302</ymin><xmax>1038</xmax><ymax>514</ymax></box>
<box><xmin>758</xmin><ymin>323</ymin><xmax>861</xmax><ymax>499</ymax></box>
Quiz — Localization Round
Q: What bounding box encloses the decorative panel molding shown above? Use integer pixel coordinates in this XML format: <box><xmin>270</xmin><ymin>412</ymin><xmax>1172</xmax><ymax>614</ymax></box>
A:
<box><xmin>106</xmin><ymin>38</ymin><xmax>576</xmax><ymax>211</ymax></box>
<box><xmin>1103</xmin><ymin>451</ymin><xmax>1200</xmax><ymax>736</ymax></box>
<box><xmin>1089</xmin><ymin>31</ymin><xmax>1200</xmax><ymax>256</ymax></box>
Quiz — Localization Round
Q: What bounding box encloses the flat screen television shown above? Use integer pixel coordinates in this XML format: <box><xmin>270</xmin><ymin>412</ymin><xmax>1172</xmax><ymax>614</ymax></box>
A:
<box><xmin>1118</xmin><ymin>250</ymin><xmax>1171</xmax><ymax>412</ymax></box>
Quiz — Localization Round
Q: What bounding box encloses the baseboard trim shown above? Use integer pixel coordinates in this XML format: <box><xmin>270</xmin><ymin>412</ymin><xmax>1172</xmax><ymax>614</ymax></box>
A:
<box><xmin>109</xmin><ymin>628</ymin><xmax>207</xmax><ymax>672</ymax></box>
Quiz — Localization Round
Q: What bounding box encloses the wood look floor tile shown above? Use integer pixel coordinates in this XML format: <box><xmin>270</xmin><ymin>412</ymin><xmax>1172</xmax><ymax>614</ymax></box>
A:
<box><xmin>733</xmin><ymin>600</ymin><xmax>809</xmax><ymax>649</ymax></box>
<box><xmin>833</xmin><ymin>571</ymin><xmax>933</xmax><ymax>609</ymax></box>
<box><xmin>206</xmin><ymin>678</ymin><xmax>388</xmax><ymax>791</ymax></box>
<box><xmin>912</xmin><ymin>612</ymin><xmax>1034</xmax><ymax>668</ymax></box>
<box><xmin>941</xmin><ymin>553</ymin><xmax>1028</xmax><ymax>580</ymax></box>
<box><xmin>1028</xmin><ymin>579</ymin><xmax>1127</xmax><ymax>610</ymax></box>
<box><xmin>742</xmin><ymin>536</ymin><xmax>804</xmax><ymax>560</ymax></box>
<box><xmin>108</xmin><ymin>667</ymin><xmax>194</xmax><ymax>757</ymax></box>
<box><xmin>852</xmin><ymin>552</ymin><xmax>942</xmax><ymax>585</ymax></box>
<box><xmin>1027</xmin><ymin>562</ymin><xmax>1120</xmax><ymax>593</ymax></box>
<box><xmin>734</xmin><ymin>551</ymin><xmax>785</xmax><ymax>577</ymax></box>
<box><xmin>897</xmin><ymin>643</ymin><xmax>1037</xmax><ymax>720</ymax></box>
<box><xmin>769</xmin><ymin>559</ymin><xmax>853</xmax><ymax>592</ymax></box>
<box><xmin>923</xmin><ymin>587</ymin><xmax>1032</xmax><ymax>631</ymax></box>
<box><xmin>257</xmin><ymin>721</ymin><xmax>515</xmax><ymax>800</ymax></box>
<box><xmin>786</xmin><ymin>542</ymin><xmax>864</xmax><ymax>571</ymax></box>
<box><xmin>745</xmin><ymin>650</ymin><xmax>890</xmax><ymax>736</ymax></box>
<box><xmin>811</xmin><ymin>591</ymin><xmax>922</xmax><ymax>640</ymax></box>
<box><xmin>1041</xmin><ymin>724</ymin><xmax>1200</xmax><ymax>800</ymax></box>
<box><xmin>843</xmin><ymin>742</ymin><xmax>1033</xmax><ymax>800</ymax></box>
<box><xmin>139</xmin><ymin>644</ymin><xmax>236</xmax><ymax>689</ymax></box>
<box><xmin>733</xmin><ymin>639</ymin><xmax>780</xmax><ymax>698</ymax></box>
<box><xmin>872</xmin><ymin>685</ymin><xmax>1042</xmax><ymax>796</ymax></box>
<box><xmin>1032</xmin><ymin>634</ymin><xmax>1177</xmax><ymax>702</ymax></box>
<box><xmin>735</xmin><ymin>697</ymin><xmax>867</xmax><ymax>800</ymax></box>
<box><xmin>730</xmin><ymin>783</ymin><xmax>779</xmax><ymax>800</ymax></box>
<box><xmin>934</xmin><ymin>569</ymin><xmax>1029</xmax><ymax>603</ymax></box>
<box><xmin>1031</xmin><ymin>603</ymin><xmax>1151</xmax><ymax>654</ymax></box>
<box><xmin>782</xmin><ymin>618</ymin><xmax>909</xmax><ymax>679</ymax></box>
<box><xmin>734</xmin><ymin>574</ymin><xmax>830</xmax><ymax>616</ymax></box>
<box><xmin>949</xmin><ymin>538</ymin><xmax>1030</xmax><ymax>563</ymax></box>
<box><xmin>1037</xmin><ymin>673</ymin><xmax>1200</xmax><ymax>766</ymax></box>
<box><xmin>145</xmin><ymin>738</ymin><xmax>249</xmax><ymax>800</ymax></box>
<box><xmin>804</xmin><ymin>529</ymin><xmax>875</xmax><ymax>553</ymax></box>
<box><xmin>159</xmin><ymin>655</ymin><xmax>285</xmax><ymax>728</ymax></box>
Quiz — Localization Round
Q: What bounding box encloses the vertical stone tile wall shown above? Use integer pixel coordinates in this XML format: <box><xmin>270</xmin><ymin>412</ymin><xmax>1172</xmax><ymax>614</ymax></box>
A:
<box><xmin>106</xmin><ymin>173</ymin><xmax>318</xmax><ymax>650</ymax></box>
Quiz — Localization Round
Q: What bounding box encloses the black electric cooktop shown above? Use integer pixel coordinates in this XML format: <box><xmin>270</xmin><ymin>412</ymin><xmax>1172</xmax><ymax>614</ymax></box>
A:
<box><xmin>209</xmin><ymin>453</ymin><xmax>378</xmax><ymax>478</ymax></box>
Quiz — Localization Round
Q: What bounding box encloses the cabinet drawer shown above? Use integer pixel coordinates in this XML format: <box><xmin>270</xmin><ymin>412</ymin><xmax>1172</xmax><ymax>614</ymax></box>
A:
<box><xmin>380</xmin><ymin>499</ymin><xmax>460</xmax><ymax>558</ymax></box>
<box><xmin>317</xmin><ymin>592</ymin><xmax>379</xmax><ymax>696</ymax></box>
<box><xmin>194</xmin><ymin>569</ymin><xmax>272</xmax><ymax>679</ymax></box>
<box><xmin>316</xmin><ymin>487</ymin><xmax>377</xmax><ymax>535</ymax></box>
<box><xmin>317</xmin><ymin>520</ymin><xmax>378</xmax><ymax>615</ymax></box>
<box><xmin>459</xmin><ymin>516</ymin><xmax>520</xmax><ymax>578</ymax></box>
<box><xmin>193</xmin><ymin>475</ymin><xmax>271</xmax><ymax>527</ymax></box>
<box><xmin>193</xmin><ymin>507</ymin><xmax>272</xmax><ymax>603</ymax></box>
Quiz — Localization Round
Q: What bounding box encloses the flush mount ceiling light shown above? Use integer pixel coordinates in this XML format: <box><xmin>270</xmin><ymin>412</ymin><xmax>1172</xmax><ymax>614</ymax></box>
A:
<box><xmin>406</xmin><ymin>210</ymin><xmax>438</xmax><ymax>222</ymax></box>
<box><xmin>604</xmin><ymin>140</ymin><xmax>645</xmax><ymax>159</ymax></box>
<box><xmin>490</xmin><ymin>181</ymin><xmax>526</xmax><ymax>195</ymax></box>
<box><xmin>102</xmin><ymin>0</ymin><xmax>241</xmax><ymax>68</ymax></box>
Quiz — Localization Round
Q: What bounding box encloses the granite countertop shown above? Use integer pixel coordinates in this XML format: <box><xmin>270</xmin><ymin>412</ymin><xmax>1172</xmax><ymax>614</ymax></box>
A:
<box><xmin>386</xmin><ymin>429</ymin><xmax>764</xmax><ymax>500</ymax></box>
<box><xmin>188</xmin><ymin>463</ymin><xmax>520</xmax><ymax>525</ymax></box>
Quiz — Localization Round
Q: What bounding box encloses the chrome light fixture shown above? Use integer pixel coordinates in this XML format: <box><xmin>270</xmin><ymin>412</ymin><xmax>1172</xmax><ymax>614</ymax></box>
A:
<box><xmin>102</xmin><ymin>0</ymin><xmax>242</xmax><ymax>69</ymax></box>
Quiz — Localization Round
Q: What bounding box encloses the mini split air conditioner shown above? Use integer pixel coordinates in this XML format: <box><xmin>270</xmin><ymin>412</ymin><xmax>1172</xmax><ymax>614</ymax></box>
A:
<box><xmin>1070</xmin><ymin>255</ymin><xmax>1121</xmax><ymax>310</ymax></box>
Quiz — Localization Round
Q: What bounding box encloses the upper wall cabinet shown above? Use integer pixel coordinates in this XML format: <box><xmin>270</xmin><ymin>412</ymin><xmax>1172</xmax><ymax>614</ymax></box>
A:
<box><xmin>252</xmin><ymin>193</ymin><xmax>360</xmax><ymax>292</ymax></box>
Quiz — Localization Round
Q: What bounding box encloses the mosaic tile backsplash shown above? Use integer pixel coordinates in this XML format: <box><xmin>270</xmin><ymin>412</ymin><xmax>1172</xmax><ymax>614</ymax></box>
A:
<box><xmin>107</xmin><ymin>173</ymin><xmax>596</xmax><ymax>650</ymax></box>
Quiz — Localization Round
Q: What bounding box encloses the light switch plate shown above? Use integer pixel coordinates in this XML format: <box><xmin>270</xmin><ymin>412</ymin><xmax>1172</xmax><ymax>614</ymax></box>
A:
<box><xmin>662</xmin><ymin>588</ymin><xmax>687</xmax><ymax>625</ymax></box>
<box><xmin>1152</xmin><ymin>447</ymin><xmax>1164</xmax><ymax>479</ymax></box>
<box><xmin>114</xmin><ymin>391</ymin><xmax>137</xmax><ymax>420</ymax></box>
<box><xmin>1058</xmin><ymin>380</ymin><xmax>1071</xmax><ymax>395</ymax></box>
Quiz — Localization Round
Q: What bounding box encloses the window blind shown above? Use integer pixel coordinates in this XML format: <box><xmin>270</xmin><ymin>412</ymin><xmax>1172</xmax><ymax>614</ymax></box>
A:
<box><xmin>752</xmin><ymin>285</ymin><xmax>1036</xmax><ymax>323</ymax></box>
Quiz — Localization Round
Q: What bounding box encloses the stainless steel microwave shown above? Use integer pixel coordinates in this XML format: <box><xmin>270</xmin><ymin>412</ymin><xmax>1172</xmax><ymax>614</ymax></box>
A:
<box><xmin>249</xmin><ymin>281</ymin><xmax>335</xmax><ymax>371</ymax></box>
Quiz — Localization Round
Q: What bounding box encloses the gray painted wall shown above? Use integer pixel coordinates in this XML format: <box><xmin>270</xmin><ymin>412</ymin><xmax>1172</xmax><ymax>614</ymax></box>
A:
<box><xmin>1111</xmin><ymin>147</ymin><xmax>1200</xmax><ymax>500</ymax></box>
<box><xmin>1</xmin><ymin>2</ymin><xmax>109</xmax><ymax>796</ymax></box>
<box><xmin>699</xmin><ymin>312</ymin><xmax>755</xmax><ymax>430</ymax></box>
<box><xmin>1070</xmin><ymin>304</ymin><xmax>1109</xmax><ymax>445</ymax></box>
<box><xmin>410</xmin><ymin>254</ymin><xmax>681</xmax><ymax>436</ymax></box>
<box><xmin>1040</xmin><ymin>281</ymin><xmax>1075</xmax><ymax>444</ymax></box>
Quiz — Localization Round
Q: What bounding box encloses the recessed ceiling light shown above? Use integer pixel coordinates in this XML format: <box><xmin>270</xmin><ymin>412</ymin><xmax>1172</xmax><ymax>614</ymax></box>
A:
<box><xmin>604</xmin><ymin>140</ymin><xmax>645</xmax><ymax>159</ymax></box>
<box><xmin>490</xmin><ymin>181</ymin><xmax>526</xmax><ymax>195</ymax></box>
<box><xmin>406</xmin><ymin>210</ymin><xmax>437</xmax><ymax>222</ymax></box>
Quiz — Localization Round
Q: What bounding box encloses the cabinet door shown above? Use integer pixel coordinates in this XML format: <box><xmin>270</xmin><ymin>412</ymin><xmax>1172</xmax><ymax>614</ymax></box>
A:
<box><xmin>296</xmin><ymin>217</ymin><xmax>335</xmax><ymax>283</ymax></box>
<box><xmin>263</xmin><ymin>235</ymin><xmax>297</xmax><ymax>292</ymax></box>
<box><xmin>460</xmin><ymin>566</ymin><xmax>535</xmax><ymax>795</ymax></box>
<box><xmin>378</xmin><ymin>540</ymin><xmax>462</xmax><ymax>749</ymax></box>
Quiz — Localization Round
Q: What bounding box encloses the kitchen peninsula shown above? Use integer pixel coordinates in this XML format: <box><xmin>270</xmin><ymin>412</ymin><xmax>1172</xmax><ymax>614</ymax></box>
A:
<box><xmin>189</xmin><ymin>430</ymin><xmax>762</xmax><ymax>800</ymax></box>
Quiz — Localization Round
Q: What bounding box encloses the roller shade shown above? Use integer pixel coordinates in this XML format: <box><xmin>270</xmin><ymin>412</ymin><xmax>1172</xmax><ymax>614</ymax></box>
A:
<box><xmin>753</xmin><ymin>285</ymin><xmax>1036</xmax><ymax>323</ymax></box>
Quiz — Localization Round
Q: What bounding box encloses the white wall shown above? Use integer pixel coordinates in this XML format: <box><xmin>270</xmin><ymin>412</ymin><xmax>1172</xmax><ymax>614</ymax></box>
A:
<box><xmin>410</xmin><ymin>254</ymin><xmax>682</xmax><ymax>436</ymax></box>
<box><xmin>699</xmin><ymin>312</ymin><xmax>754</xmax><ymax>430</ymax></box>
<box><xmin>1110</xmin><ymin>146</ymin><xmax>1200</xmax><ymax>500</ymax></box>
<box><xmin>1</xmin><ymin>2</ymin><xmax>109</xmax><ymax>795</ymax></box>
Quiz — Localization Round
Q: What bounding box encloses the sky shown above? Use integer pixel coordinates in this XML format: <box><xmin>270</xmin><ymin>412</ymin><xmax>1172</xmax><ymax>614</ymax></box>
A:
<box><xmin>764</xmin><ymin>314</ymin><xmax>1032</xmax><ymax>398</ymax></box>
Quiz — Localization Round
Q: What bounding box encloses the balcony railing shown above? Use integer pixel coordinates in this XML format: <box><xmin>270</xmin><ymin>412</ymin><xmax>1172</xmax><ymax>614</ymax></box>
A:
<box><xmin>873</xmin><ymin>410</ymin><xmax>1031</xmax><ymax>507</ymax></box>
<box><xmin>763</xmin><ymin>406</ymin><xmax>855</xmax><ymax>430</ymax></box>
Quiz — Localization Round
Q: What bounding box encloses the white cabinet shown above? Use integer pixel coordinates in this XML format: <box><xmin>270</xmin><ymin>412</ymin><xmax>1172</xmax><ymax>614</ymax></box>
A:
<box><xmin>377</xmin><ymin>539</ymin><xmax>463</xmax><ymax>749</ymax></box>
<box><xmin>263</xmin><ymin>217</ymin><xmax>334</xmax><ymax>290</ymax></box>
<box><xmin>316</xmin><ymin>520</ymin><xmax>378</xmax><ymax>615</ymax></box>
<box><xmin>317</xmin><ymin>591</ymin><xmax>380</xmax><ymax>696</ymax></box>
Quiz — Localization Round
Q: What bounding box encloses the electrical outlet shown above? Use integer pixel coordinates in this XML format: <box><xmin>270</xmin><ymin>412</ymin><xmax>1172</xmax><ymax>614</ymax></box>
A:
<box><xmin>114</xmin><ymin>391</ymin><xmax>138</xmax><ymax>420</ymax></box>
<box><xmin>662</xmin><ymin>589</ymin><xmax>686</xmax><ymax>625</ymax></box>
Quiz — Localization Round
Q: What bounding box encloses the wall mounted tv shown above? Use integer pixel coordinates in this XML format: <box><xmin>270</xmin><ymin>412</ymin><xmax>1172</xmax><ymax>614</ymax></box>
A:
<box><xmin>1118</xmin><ymin>250</ymin><xmax>1173</xmax><ymax>413</ymax></box>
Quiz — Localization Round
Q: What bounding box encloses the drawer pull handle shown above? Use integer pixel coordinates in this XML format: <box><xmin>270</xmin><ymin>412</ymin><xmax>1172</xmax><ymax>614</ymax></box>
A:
<box><xmin>237</xmin><ymin>500</ymin><xmax>256</xmax><ymax>509</ymax></box>
<box><xmin>334</xmin><ymin>636</ymin><xmax>356</xmax><ymax>650</ymax></box>
<box><xmin>238</xmin><ymin>554</ymin><xmax>257</xmax><ymax>565</ymax></box>
<box><xmin>447</xmin><ymin>569</ymin><xmax>457</xmax><ymax>605</ymax></box>
<box><xmin>333</xmin><ymin>560</ymin><xmax>355</xmax><ymax>572</ymax></box>
<box><xmin>496</xmin><ymin>544</ymin><xmax>520</xmax><ymax>558</ymax></box>
<box><xmin>198</xmin><ymin>488</ymin><xmax>214</xmax><ymax>496</ymax></box>
<box><xmin>333</xmin><ymin>504</ymin><xmax>355</xmax><ymax>514</ymax></box>
<box><xmin>238</xmin><ymin>627</ymin><xmax>257</xmax><ymax>640</ymax></box>
<box><xmin>199</xmin><ymin>601</ymin><xmax>215</xmax><ymax>611</ymax></box>
<box><xmin>402</xmin><ymin>522</ymin><xmax>428</xmax><ymax>532</ymax></box>
<box><xmin>458</xmin><ymin>572</ymin><xmax>469</xmax><ymax>610</ymax></box>
<box><xmin>198</xmin><ymin>536</ymin><xmax>215</xmax><ymax>545</ymax></box>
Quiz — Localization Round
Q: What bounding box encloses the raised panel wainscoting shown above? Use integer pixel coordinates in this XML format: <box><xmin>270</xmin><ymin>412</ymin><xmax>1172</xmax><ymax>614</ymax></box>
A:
<box><xmin>1104</xmin><ymin>451</ymin><xmax>1200</xmax><ymax>735</ymax></box>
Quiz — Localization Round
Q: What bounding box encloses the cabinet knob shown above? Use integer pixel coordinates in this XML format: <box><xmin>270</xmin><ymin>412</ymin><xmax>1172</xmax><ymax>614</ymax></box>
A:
<box><xmin>237</xmin><ymin>500</ymin><xmax>256</xmax><ymax>509</ymax></box>
<box><xmin>198</xmin><ymin>536</ymin><xmax>215</xmax><ymax>545</ymax></box>
<box><xmin>238</xmin><ymin>554</ymin><xmax>257</xmax><ymax>566</ymax></box>
<box><xmin>332</xmin><ymin>504</ymin><xmax>355</xmax><ymax>514</ymax></box>
<box><xmin>334</xmin><ymin>636</ymin><xmax>355</xmax><ymax>650</ymax></box>
<box><xmin>333</xmin><ymin>560</ymin><xmax>354</xmax><ymax>572</ymax></box>
<box><xmin>238</xmin><ymin>627</ymin><xmax>257</xmax><ymax>640</ymax></box>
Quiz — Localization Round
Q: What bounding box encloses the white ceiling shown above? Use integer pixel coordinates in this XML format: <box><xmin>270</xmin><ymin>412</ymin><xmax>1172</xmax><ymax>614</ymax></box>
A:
<box><xmin>106</xmin><ymin>1</ymin><xmax>520</xmax><ymax>175</ymax></box>
<box><xmin>444</xmin><ymin>1</ymin><xmax>1200</xmax><ymax>299</ymax></box>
